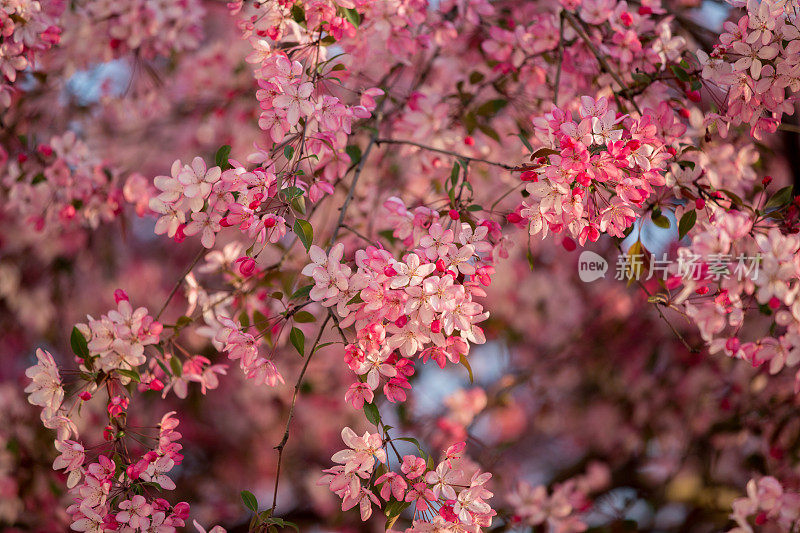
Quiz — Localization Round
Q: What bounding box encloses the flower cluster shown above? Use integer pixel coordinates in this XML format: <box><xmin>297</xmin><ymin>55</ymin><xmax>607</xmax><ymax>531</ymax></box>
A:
<box><xmin>698</xmin><ymin>0</ymin><xmax>800</xmax><ymax>140</ymax></box>
<box><xmin>214</xmin><ymin>316</ymin><xmax>285</xmax><ymax>387</ymax></box>
<box><xmin>729</xmin><ymin>477</ymin><xmax>800</xmax><ymax>533</ymax></box>
<box><xmin>75</xmin><ymin>290</ymin><xmax>162</xmax><ymax>377</ymax></box>
<box><xmin>0</xmin><ymin>0</ymin><xmax>60</xmax><ymax>106</ymax></box>
<box><xmin>519</xmin><ymin>97</ymin><xmax>682</xmax><ymax>243</ymax></box>
<box><xmin>321</xmin><ymin>430</ymin><xmax>495</xmax><ymax>530</ymax></box>
<box><xmin>304</xmin><ymin>206</ymin><xmax>501</xmax><ymax>405</ymax></box>
<box><xmin>83</xmin><ymin>0</ymin><xmax>204</xmax><ymax>60</ymax></box>
<box><xmin>2</xmin><ymin>132</ymin><xmax>123</xmax><ymax>233</ymax></box>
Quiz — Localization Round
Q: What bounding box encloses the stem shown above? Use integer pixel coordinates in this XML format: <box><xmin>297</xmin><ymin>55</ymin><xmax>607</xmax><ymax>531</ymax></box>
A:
<box><xmin>375</xmin><ymin>138</ymin><xmax>518</xmax><ymax>170</ymax></box>
<box><xmin>563</xmin><ymin>11</ymin><xmax>642</xmax><ymax>115</ymax></box>
<box><xmin>554</xmin><ymin>13</ymin><xmax>565</xmax><ymax>106</ymax></box>
<box><xmin>155</xmin><ymin>248</ymin><xmax>206</xmax><ymax>321</ymax></box>
<box><xmin>271</xmin><ymin>314</ymin><xmax>332</xmax><ymax>511</ymax></box>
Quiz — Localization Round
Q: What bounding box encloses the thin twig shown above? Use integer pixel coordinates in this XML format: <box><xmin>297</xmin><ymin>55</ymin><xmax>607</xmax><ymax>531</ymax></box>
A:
<box><xmin>554</xmin><ymin>13</ymin><xmax>565</xmax><ymax>106</ymax></box>
<box><xmin>155</xmin><ymin>248</ymin><xmax>206</xmax><ymax>321</ymax></box>
<box><xmin>375</xmin><ymin>138</ymin><xmax>518</xmax><ymax>170</ymax></box>
<box><xmin>271</xmin><ymin>314</ymin><xmax>332</xmax><ymax>511</ymax></box>
<box><xmin>563</xmin><ymin>11</ymin><xmax>642</xmax><ymax>115</ymax></box>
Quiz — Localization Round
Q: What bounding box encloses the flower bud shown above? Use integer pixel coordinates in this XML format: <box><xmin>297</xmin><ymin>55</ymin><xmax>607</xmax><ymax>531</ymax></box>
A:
<box><xmin>236</xmin><ymin>256</ymin><xmax>256</xmax><ymax>277</ymax></box>
<box><xmin>114</xmin><ymin>289</ymin><xmax>129</xmax><ymax>303</ymax></box>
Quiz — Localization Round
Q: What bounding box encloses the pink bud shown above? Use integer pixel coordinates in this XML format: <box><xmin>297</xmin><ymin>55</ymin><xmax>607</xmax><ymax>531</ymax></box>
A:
<box><xmin>264</xmin><ymin>216</ymin><xmax>277</xmax><ymax>228</ymax></box>
<box><xmin>384</xmin><ymin>265</ymin><xmax>397</xmax><ymax>277</ymax></box>
<box><xmin>507</xmin><ymin>213</ymin><xmax>523</xmax><ymax>224</ymax></box>
<box><xmin>695</xmin><ymin>286</ymin><xmax>709</xmax><ymax>295</ymax></box>
<box><xmin>174</xmin><ymin>224</ymin><xmax>187</xmax><ymax>243</ymax></box>
<box><xmin>149</xmin><ymin>379</ymin><xmax>164</xmax><ymax>391</ymax></box>
<box><xmin>768</xmin><ymin>297</ymin><xmax>781</xmax><ymax>310</ymax></box>
<box><xmin>762</xmin><ymin>175</ymin><xmax>773</xmax><ymax>187</ymax></box>
<box><xmin>561</xmin><ymin>237</ymin><xmax>576</xmax><ymax>251</ymax></box>
<box><xmin>37</xmin><ymin>144</ymin><xmax>53</xmax><ymax>157</ymax></box>
<box><xmin>78</xmin><ymin>391</ymin><xmax>92</xmax><ymax>401</ymax></box>
<box><xmin>59</xmin><ymin>204</ymin><xmax>77</xmax><ymax>221</ymax></box>
<box><xmin>463</xmin><ymin>136</ymin><xmax>475</xmax><ymax>146</ymax></box>
<box><xmin>695</xmin><ymin>198</ymin><xmax>705</xmax><ymax>209</ymax></box>
<box><xmin>219</xmin><ymin>216</ymin><xmax>233</xmax><ymax>227</ymax></box>
<box><xmin>520</xmin><ymin>170</ymin><xmax>538</xmax><ymax>182</ymax></box>
<box><xmin>236</xmin><ymin>256</ymin><xmax>256</xmax><ymax>277</ymax></box>
<box><xmin>113</xmin><ymin>289</ymin><xmax>129</xmax><ymax>303</ymax></box>
<box><xmin>173</xmin><ymin>502</ymin><xmax>190</xmax><ymax>519</ymax></box>
<box><xmin>725</xmin><ymin>337</ymin><xmax>740</xmax><ymax>353</ymax></box>
<box><xmin>126</xmin><ymin>464</ymin><xmax>140</xmax><ymax>480</ymax></box>
<box><xmin>435</xmin><ymin>259</ymin><xmax>446</xmax><ymax>272</ymax></box>
<box><xmin>430</xmin><ymin>319</ymin><xmax>441</xmax><ymax>333</ymax></box>
<box><xmin>394</xmin><ymin>315</ymin><xmax>408</xmax><ymax>328</ymax></box>
<box><xmin>448</xmin><ymin>209</ymin><xmax>459</xmax><ymax>220</ymax></box>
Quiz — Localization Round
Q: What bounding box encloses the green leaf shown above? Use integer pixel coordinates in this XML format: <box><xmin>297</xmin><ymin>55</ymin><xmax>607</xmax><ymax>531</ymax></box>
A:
<box><xmin>293</xmin><ymin>219</ymin><xmax>313</xmax><ymax>251</ymax></box>
<box><xmin>678</xmin><ymin>210</ymin><xmax>697</xmax><ymax>240</ymax></box>
<box><xmin>449</xmin><ymin>162</ymin><xmax>460</xmax><ymax>187</ymax></box>
<box><xmin>289</xmin><ymin>327</ymin><xmax>305</xmax><ymax>356</ymax></box>
<box><xmin>291</xmin><ymin>285</ymin><xmax>313</xmax><ymax>300</ymax></box>
<box><xmin>240</xmin><ymin>490</ymin><xmax>258</xmax><ymax>512</ymax></box>
<box><xmin>169</xmin><ymin>357</ymin><xmax>183</xmax><ymax>377</ymax></box>
<box><xmin>718</xmin><ymin>188</ymin><xmax>743</xmax><ymax>207</ymax></box>
<box><xmin>280</xmin><ymin>186</ymin><xmax>304</xmax><ymax>201</ymax></box>
<box><xmin>70</xmin><ymin>327</ymin><xmax>90</xmax><ymax>359</ymax></box>
<box><xmin>342</xmin><ymin>7</ymin><xmax>361</xmax><ymax>27</ymax></box>
<box><xmin>284</xmin><ymin>145</ymin><xmax>295</xmax><ymax>160</ymax></box>
<box><xmin>385</xmin><ymin>500</ymin><xmax>411</xmax><ymax>529</ymax></box>
<box><xmin>215</xmin><ymin>145</ymin><xmax>231</xmax><ymax>170</ymax></box>
<box><xmin>765</xmin><ymin>185</ymin><xmax>794</xmax><ymax>210</ymax></box>
<box><xmin>477</xmin><ymin>123</ymin><xmax>500</xmax><ymax>142</ymax></box>
<box><xmin>475</xmin><ymin>98</ymin><xmax>508</xmax><ymax>116</ymax></box>
<box><xmin>347</xmin><ymin>292</ymin><xmax>364</xmax><ymax>305</ymax></box>
<box><xmin>290</xmin><ymin>3</ymin><xmax>305</xmax><ymax>23</ymax></box>
<box><xmin>293</xmin><ymin>311</ymin><xmax>316</xmax><ymax>323</ymax></box>
<box><xmin>459</xmin><ymin>354</ymin><xmax>474</xmax><ymax>384</ymax></box>
<box><xmin>345</xmin><ymin>145</ymin><xmax>362</xmax><ymax>165</ymax></box>
<box><xmin>363</xmin><ymin>402</ymin><xmax>380</xmax><ymax>426</ymax></box>
<box><xmin>670</xmin><ymin>65</ymin><xmax>691</xmax><ymax>82</ymax></box>
<box><xmin>469</xmin><ymin>71</ymin><xmax>484</xmax><ymax>84</ymax></box>
<box><xmin>651</xmin><ymin>214</ymin><xmax>670</xmax><ymax>229</ymax></box>
<box><xmin>466</xmin><ymin>204</ymin><xmax>483</xmax><ymax>212</ymax></box>
<box><xmin>239</xmin><ymin>311</ymin><xmax>250</xmax><ymax>329</ymax></box>
<box><xmin>312</xmin><ymin>341</ymin><xmax>335</xmax><ymax>353</ymax></box>
<box><xmin>516</xmin><ymin>133</ymin><xmax>534</xmax><ymax>153</ymax></box>
<box><xmin>396</xmin><ymin>437</ymin><xmax>425</xmax><ymax>456</ymax></box>
<box><xmin>116</xmin><ymin>368</ymin><xmax>141</xmax><ymax>383</ymax></box>
<box><xmin>175</xmin><ymin>315</ymin><xmax>192</xmax><ymax>329</ymax></box>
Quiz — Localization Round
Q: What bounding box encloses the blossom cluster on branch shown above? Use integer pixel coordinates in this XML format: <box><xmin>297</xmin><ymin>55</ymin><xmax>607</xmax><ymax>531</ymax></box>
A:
<box><xmin>4</xmin><ymin>0</ymin><xmax>800</xmax><ymax>531</ymax></box>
